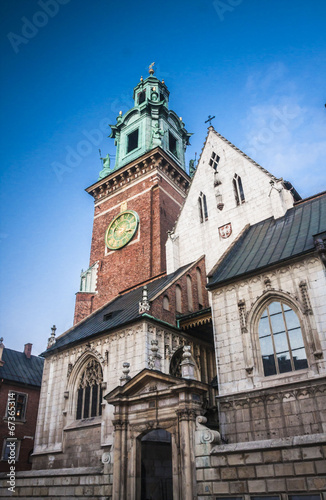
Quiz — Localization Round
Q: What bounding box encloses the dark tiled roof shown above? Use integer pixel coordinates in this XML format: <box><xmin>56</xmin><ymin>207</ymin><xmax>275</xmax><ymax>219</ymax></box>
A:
<box><xmin>0</xmin><ymin>349</ymin><xmax>44</xmax><ymax>387</ymax></box>
<box><xmin>208</xmin><ymin>192</ymin><xmax>326</xmax><ymax>288</ymax></box>
<box><xmin>45</xmin><ymin>264</ymin><xmax>192</xmax><ymax>355</ymax></box>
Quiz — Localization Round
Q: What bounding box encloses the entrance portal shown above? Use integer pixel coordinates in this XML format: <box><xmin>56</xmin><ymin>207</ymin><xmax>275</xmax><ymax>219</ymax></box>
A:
<box><xmin>140</xmin><ymin>429</ymin><xmax>173</xmax><ymax>500</ymax></box>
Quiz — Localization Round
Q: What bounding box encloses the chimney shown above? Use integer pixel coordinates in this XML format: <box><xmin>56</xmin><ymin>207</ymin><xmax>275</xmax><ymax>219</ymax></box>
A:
<box><xmin>24</xmin><ymin>343</ymin><xmax>32</xmax><ymax>359</ymax></box>
<box><xmin>0</xmin><ymin>337</ymin><xmax>4</xmax><ymax>367</ymax></box>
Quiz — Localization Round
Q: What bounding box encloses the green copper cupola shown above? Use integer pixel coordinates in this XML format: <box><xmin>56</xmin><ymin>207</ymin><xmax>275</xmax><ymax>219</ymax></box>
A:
<box><xmin>108</xmin><ymin>65</ymin><xmax>192</xmax><ymax>172</ymax></box>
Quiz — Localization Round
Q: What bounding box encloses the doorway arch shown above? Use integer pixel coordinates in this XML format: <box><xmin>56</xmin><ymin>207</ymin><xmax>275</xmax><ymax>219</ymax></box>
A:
<box><xmin>139</xmin><ymin>429</ymin><xmax>173</xmax><ymax>500</ymax></box>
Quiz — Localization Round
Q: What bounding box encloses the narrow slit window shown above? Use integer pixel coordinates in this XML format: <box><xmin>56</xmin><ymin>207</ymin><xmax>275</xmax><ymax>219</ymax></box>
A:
<box><xmin>186</xmin><ymin>275</ymin><xmax>194</xmax><ymax>312</ymax></box>
<box><xmin>138</xmin><ymin>90</ymin><xmax>146</xmax><ymax>104</ymax></box>
<box><xmin>163</xmin><ymin>295</ymin><xmax>170</xmax><ymax>311</ymax></box>
<box><xmin>168</xmin><ymin>132</ymin><xmax>178</xmax><ymax>157</ymax></box>
<box><xmin>196</xmin><ymin>267</ymin><xmax>203</xmax><ymax>307</ymax></box>
<box><xmin>198</xmin><ymin>192</ymin><xmax>208</xmax><ymax>223</ymax></box>
<box><xmin>176</xmin><ymin>285</ymin><xmax>182</xmax><ymax>313</ymax></box>
<box><xmin>127</xmin><ymin>129</ymin><xmax>139</xmax><ymax>154</ymax></box>
<box><xmin>233</xmin><ymin>174</ymin><xmax>245</xmax><ymax>205</ymax></box>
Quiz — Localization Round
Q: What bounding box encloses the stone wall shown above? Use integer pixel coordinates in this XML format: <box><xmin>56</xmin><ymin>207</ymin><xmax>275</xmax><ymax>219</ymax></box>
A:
<box><xmin>0</xmin><ymin>466</ymin><xmax>112</xmax><ymax>499</ymax></box>
<box><xmin>166</xmin><ymin>127</ymin><xmax>295</xmax><ymax>275</ymax></box>
<box><xmin>211</xmin><ymin>256</ymin><xmax>326</xmax><ymax>396</ymax></box>
<box><xmin>218</xmin><ymin>378</ymin><xmax>326</xmax><ymax>444</ymax></box>
<box><xmin>33</xmin><ymin>319</ymin><xmax>214</xmax><ymax>470</ymax></box>
<box><xmin>195</xmin><ymin>434</ymin><xmax>326</xmax><ymax>498</ymax></box>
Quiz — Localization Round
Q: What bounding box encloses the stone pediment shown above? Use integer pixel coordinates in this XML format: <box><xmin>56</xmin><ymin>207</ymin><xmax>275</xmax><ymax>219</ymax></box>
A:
<box><xmin>105</xmin><ymin>369</ymin><xmax>180</xmax><ymax>404</ymax></box>
<box><xmin>105</xmin><ymin>369</ymin><xmax>207</xmax><ymax>406</ymax></box>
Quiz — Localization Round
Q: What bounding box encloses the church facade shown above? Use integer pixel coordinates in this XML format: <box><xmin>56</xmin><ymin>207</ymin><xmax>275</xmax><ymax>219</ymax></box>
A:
<box><xmin>2</xmin><ymin>69</ymin><xmax>325</xmax><ymax>499</ymax></box>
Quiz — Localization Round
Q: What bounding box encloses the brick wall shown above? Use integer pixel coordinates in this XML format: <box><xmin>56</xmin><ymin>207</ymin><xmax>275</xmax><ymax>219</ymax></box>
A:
<box><xmin>74</xmin><ymin>168</ymin><xmax>185</xmax><ymax>323</ymax></box>
<box><xmin>0</xmin><ymin>383</ymin><xmax>41</xmax><ymax>472</ymax></box>
<box><xmin>150</xmin><ymin>256</ymin><xmax>209</xmax><ymax>325</ymax></box>
<box><xmin>73</xmin><ymin>292</ymin><xmax>94</xmax><ymax>325</ymax></box>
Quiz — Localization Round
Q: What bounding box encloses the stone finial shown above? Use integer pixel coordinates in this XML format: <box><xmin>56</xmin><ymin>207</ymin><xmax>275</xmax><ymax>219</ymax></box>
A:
<box><xmin>139</xmin><ymin>285</ymin><xmax>150</xmax><ymax>314</ymax></box>
<box><xmin>180</xmin><ymin>345</ymin><xmax>196</xmax><ymax>380</ymax></box>
<box><xmin>120</xmin><ymin>362</ymin><xmax>131</xmax><ymax>386</ymax></box>
<box><xmin>148</xmin><ymin>339</ymin><xmax>162</xmax><ymax>371</ymax></box>
<box><xmin>47</xmin><ymin>325</ymin><xmax>57</xmax><ymax>349</ymax></box>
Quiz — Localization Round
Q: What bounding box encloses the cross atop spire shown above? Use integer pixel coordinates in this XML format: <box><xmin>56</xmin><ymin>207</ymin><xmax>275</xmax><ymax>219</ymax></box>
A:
<box><xmin>205</xmin><ymin>115</ymin><xmax>216</xmax><ymax>126</ymax></box>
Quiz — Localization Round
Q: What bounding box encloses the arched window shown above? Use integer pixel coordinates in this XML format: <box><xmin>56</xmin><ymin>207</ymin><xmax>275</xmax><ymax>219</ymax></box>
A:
<box><xmin>258</xmin><ymin>301</ymin><xmax>308</xmax><ymax>377</ymax></box>
<box><xmin>170</xmin><ymin>348</ymin><xmax>183</xmax><ymax>378</ymax></box>
<box><xmin>233</xmin><ymin>174</ymin><xmax>245</xmax><ymax>205</ymax></box>
<box><xmin>196</xmin><ymin>267</ymin><xmax>203</xmax><ymax>308</ymax></box>
<box><xmin>176</xmin><ymin>285</ymin><xmax>182</xmax><ymax>313</ymax></box>
<box><xmin>186</xmin><ymin>275</ymin><xmax>193</xmax><ymax>312</ymax></box>
<box><xmin>76</xmin><ymin>359</ymin><xmax>103</xmax><ymax>419</ymax></box>
<box><xmin>163</xmin><ymin>295</ymin><xmax>170</xmax><ymax>311</ymax></box>
<box><xmin>198</xmin><ymin>192</ymin><xmax>208</xmax><ymax>223</ymax></box>
<box><xmin>170</xmin><ymin>347</ymin><xmax>199</xmax><ymax>380</ymax></box>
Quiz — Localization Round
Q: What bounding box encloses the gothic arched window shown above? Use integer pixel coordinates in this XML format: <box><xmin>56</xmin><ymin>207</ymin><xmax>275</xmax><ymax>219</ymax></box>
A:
<box><xmin>176</xmin><ymin>285</ymin><xmax>182</xmax><ymax>314</ymax></box>
<box><xmin>233</xmin><ymin>174</ymin><xmax>245</xmax><ymax>205</ymax></box>
<box><xmin>170</xmin><ymin>348</ymin><xmax>183</xmax><ymax>378</ymax></box>
<box><xmin>76</xmin><ymin>359</ymin><xmax>103</xmax><ymax>420</ymax></box>
<box><xmin>196</xmin><ymin>267</ymin><xmax>203</xmax><ymax>308</ymax></box>
<box><xmin>258</xmin><ymin>301</ymin><xmax>308</xmax><ymax>377</ymax></box>
<box><xmin>163</xmin><ymin>295</ymin><xmax>170</xmax><ymax>311</ymax></box>
<box><xmin>198</xmin><ymin>192</ymin><xmax>208</xmax><ymax>223</ymax></box>
<box><xmin>186</xmin><ymin>275</ymin><xmax>193</xmax><ymax>312</ymax></box>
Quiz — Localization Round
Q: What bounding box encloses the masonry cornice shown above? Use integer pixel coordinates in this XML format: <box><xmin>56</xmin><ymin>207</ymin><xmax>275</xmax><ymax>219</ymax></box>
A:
<box><xmin>86</xmin><ymin>147</ymin><xmax>190</xmax><ymax>203</ymax></box>
<box><xmin>217</xmin><ymin>374</ymin><xmax>326</xmax><ymax>403</ymax></box>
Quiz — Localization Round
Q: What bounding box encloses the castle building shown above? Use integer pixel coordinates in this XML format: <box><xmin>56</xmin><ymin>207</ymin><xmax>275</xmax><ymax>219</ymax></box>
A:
<box><xmin>1</xmin><ymin>68</ymin><xmax>325</xmax><ymax>499</ymax></box>
<box><xmin>0</xmin><ymin>340</ymin><xmax>44</xmax><ymax>473</ymax></box>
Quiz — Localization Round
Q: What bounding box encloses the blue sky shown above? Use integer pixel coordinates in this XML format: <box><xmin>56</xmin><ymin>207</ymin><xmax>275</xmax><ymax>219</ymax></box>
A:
<box><xmin>1</xmin><ymin>0</ymin><xmax>325</xmax><ymax>355</ymax></box>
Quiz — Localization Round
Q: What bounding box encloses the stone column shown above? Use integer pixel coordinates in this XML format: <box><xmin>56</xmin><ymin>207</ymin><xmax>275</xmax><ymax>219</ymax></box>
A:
<box><xmin>120</xmin><ymin>421</ymin><xmax>128</xmax><ymax>500</ymax></box>
<box><xmin>177</xmin><ymin>409</ymin><xmax>196</xmax><ymax>500</ymax></box>
<box><xmin>112</xmin><ymin>419</ymin><xmax>123</xmax><ymax>500</ymax></box>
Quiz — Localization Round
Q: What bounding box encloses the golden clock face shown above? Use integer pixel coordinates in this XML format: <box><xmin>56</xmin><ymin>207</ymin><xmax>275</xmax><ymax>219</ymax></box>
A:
<box><xmin>105</xmin><ymin>210</ymin><xmax>139</xmax><ymax>250</ymax></box>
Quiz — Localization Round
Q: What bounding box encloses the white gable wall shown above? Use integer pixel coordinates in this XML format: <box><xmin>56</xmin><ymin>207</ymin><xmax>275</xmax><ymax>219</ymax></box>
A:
<box><xmin>166</xmin><ymin>128</ymin><xmax>295</xmax><ymax>274</ymax></box>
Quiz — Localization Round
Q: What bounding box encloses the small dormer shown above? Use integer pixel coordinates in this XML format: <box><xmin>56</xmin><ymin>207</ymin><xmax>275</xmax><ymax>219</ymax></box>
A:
<box><xmin>107</xmin><ymin>65</ymin><xmax>192</xmax><ymax>173</ymax></box>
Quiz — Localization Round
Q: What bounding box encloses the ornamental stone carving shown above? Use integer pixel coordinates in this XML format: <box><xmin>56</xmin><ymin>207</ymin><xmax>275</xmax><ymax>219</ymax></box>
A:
<box><xmin>196</xmin><ymin>416</ymin><xmax>220</xmax><ymax>444</ymax></box>
<box><xmin>299</xmin><ymin>280</ymin><xmax>313</xmax><ymax>315</ymax></box>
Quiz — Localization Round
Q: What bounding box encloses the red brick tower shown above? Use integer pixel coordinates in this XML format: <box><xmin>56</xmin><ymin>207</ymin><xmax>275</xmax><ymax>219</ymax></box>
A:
<box><xmin>74</xmin><ymin>69</ymin><xmax>192</xmax><ymax>323</ymax></box>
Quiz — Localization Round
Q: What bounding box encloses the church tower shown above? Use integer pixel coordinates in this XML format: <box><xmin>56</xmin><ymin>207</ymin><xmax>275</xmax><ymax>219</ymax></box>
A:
<box><xmin>74</xmin><ymin>67</ymin><xmax>192</xmax><ymax>324</ymax></box>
